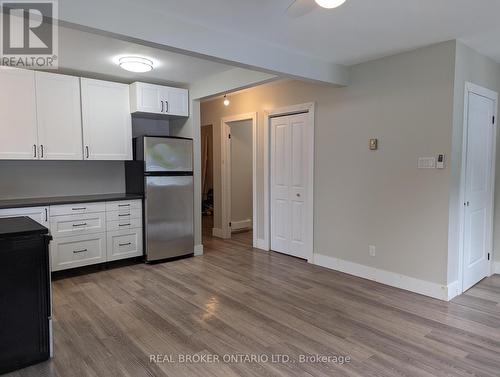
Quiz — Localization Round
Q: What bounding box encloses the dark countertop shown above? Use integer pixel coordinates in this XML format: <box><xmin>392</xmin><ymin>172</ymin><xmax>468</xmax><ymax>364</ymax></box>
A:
<box><xmin>0</xmin><ymin>216</ymin><xmax>49</xmax><ymax>237</ymax></box>
<box><xmin>0</xmin><ymin>193</ymin><xmax>143</xmax><ymax>210</ymax></box>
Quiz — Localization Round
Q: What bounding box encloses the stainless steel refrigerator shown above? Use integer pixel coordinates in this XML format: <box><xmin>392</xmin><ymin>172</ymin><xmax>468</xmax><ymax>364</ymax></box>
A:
<box><xmin>126</xmin><ymin>136</ymin><xmax>194</xmax><ymax>262</ymax></box>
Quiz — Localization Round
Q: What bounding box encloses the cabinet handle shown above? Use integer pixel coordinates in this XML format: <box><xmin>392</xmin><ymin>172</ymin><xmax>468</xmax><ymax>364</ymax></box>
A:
<box><xmin>119</xmin><ymin>242</ymin><xmax>132</xmax><ymax>247</ymax></box>
<box><xmin>72</xmin><ymin>207</ymin><xmax>86</xmax><ymax>211</ymax></box>
<box><xmin>73</xmin><ymin>249</ymin><xmax>87</xmax><ymax>254</ymax></box>
<box><xmin>119</xmin><ymin>223</ymin><xmax>131</xmax><ymax>227</ymax></box>
<box><xmin>72</xmin><ymin>223</ymin><xmax>87</xmax><ymax>227</ymax></box>
<box><xmin>118</xmin><ymin>204</ymin><xmax>130</xmax><ymax>207</ymax></box>
<box><xmin>165</xmin><ymin>101</ymin><xmax>169</xmax><ymax>113</ymax></box>
<box><xmin>161</xmin><ymin>101</ymin><xmax>164</xmax><ymax>112</ymax></box>
<box><xmin>40</xmin><ymin>144</ymin><xmax>44</xmax><ymax>158</ymax></box>
<box><xmin>85</xmin><ymin>146</ymin><xmax>89</xmax><ymax>159</ymax></box>
<box><xmin>33</xmin><ymin>144</ymin><xmax>37</xmax><ymax>158</ymax></box>
<box><xmin>118</xmin><ymin>213</ymin><xmax>130</xmax><ymax>217</ymax></box>
<box><xmin>45</xmin><ymin>208</ymin><xmax>48</xmax><ymax>222</ymax></box>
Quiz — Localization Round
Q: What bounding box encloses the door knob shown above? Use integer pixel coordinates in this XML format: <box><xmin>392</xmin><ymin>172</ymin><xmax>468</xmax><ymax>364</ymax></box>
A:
<box><xmin>296</xmin><ymin>193</ymin><xmax>301</xmax><ymax>197</ymax></box>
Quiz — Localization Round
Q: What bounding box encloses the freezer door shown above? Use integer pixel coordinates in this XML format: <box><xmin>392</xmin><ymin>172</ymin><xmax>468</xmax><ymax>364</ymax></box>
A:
<box><xmin>144</xmin><ymin>137</ymin><xmax>193</xmax><ymax>172</ymax></box>
<box><xmin>145</xmin><ymin>175</ymin><xmax>194</xmax><ymax>261</ymax></box>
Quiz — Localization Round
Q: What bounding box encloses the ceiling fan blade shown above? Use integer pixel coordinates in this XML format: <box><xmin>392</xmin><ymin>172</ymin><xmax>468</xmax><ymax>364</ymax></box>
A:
<box><xmin>286</xmin><ymin>0</ymin><xmax>316</xmax><ymax>18</ymax></box>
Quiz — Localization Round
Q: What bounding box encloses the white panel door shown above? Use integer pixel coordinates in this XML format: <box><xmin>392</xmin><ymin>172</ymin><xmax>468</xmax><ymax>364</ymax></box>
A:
<box><xmin>271</xmin><ymin>113</ymin><xmax>308</xmax><ymax>259</ymax></box>
<box><xmin>462</xmin><ymin>91</ymin><xmax>495</xmax><ymax>291</ymax></box>
<box><xmin>35</xmin><ymin>72</ymin><xmax>83</xmax><ymax>160</ymax></box>
<box><xmin>81</xmin><ymin>78</ymin><xmax>132</xmax><ymax>160</ymax></box>
<box><xmin>0</xmin><ymin>68</ymin><xmax>38</xmax><ymax>159</ymax></box>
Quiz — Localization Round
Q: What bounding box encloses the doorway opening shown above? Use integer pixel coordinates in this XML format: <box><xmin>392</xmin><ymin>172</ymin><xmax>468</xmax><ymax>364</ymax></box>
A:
<box><xmin>220</xmin><ymin>113</ymin><xmax>257</xmax><ymax>246</ymax></box>
<box><xmin>201</xmin><ymin>124</ymin><xmax>214</xmax><ymax>241</ymax></box>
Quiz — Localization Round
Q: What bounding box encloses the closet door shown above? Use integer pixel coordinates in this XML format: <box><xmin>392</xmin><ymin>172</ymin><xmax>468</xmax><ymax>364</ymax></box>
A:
<box><xmin>35</xmin><ymin>72</ymin><xmax>83</xmax><ymax>160</ymax></box>
<box><xmin>270</xmin><ymin>113</ymin><xmax>309</xmax><ymax>259</ymax></box>
<box><xmin>0</xmin><ymin>68</ymin><xmax>38</xmax><ymax>160</ymax></box>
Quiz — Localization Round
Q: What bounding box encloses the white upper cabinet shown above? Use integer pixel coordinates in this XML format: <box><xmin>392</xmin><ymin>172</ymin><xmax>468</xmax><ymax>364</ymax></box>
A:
<box><xmin>81</xmin><ymin>78</ymin><xmax>132</xmax><ymax>161</ymax></box>
<box><xmin>0</xmin><ymin>68</ymin><xmax>38</xmax><ymax>159</ymax></box>
<box><xmin>35</xmin><ymin>71</ymin><xmax>83</xmax><ymax>160</ymax></box>
<box><xmin>130</xmin><ymin>82</ymin><xmax>189</xmax><ymax>117</ymax></box>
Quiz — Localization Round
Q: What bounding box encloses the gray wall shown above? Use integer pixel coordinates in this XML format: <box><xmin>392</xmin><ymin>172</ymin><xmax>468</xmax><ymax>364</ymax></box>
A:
<box><xmin>448</xmin><ymin>42</ymin><xmax>500</xmax><ymax>281</ymax></box>
<box><xmin>202</xmin><ymin>41</ymin><xmax>456</xmax><ymax>285</ymax></box>
<box><xmin>132</xmin><ymin>117</ymin><xmax>169</xmax><ymax>138</ymax></box>
<box><xmin>0</xmin><ymin>160</ymin><xmax>125</xmax><ymax>199</ymax></box>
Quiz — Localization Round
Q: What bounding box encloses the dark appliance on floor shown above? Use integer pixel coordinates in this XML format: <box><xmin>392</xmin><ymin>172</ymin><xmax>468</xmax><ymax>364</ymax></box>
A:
<box><xmin>126</xmin><ymin>136</ymin><xmax>194</xmax><ymax>262</ymax></box>
<box><xmin>0</xmin><ymin>217</ymin><xmax>52</xmax><ymax>375</ymax></box>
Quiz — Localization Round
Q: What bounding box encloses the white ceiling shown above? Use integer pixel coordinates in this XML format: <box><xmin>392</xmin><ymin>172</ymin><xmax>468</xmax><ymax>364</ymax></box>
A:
<box><xmin>137</xmin><ymin>0</ymin><xmax>500</xmax><ymax>65</ymax></box>
<box><xmin>56</xmin><ymin>25</ymin><xmax>234</xmax><ymax>86</ymax></box>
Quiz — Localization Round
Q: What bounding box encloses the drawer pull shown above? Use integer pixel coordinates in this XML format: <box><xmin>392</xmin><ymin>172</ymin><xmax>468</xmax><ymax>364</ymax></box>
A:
<box><xmin>119</xmin><ymin>223</ymin><xmax>131</xmax><ymax>227</ymax></box>
<box><xmin>118</xmin><ymin>204</ymin><xmax>130</xmax><ymax>207</ymax></box>
<box><xmin>119</xmin><ymin>242</ymin><xmax>132</xmax><ymax>247</ymax></box>
<box><xmin>118</xmin><ymin>214</ymin><xmax>131</xmax><ymax>217</ymax></box>
<box><xmin>72</xmin><ymin>223</ymin><xmax>87</xmax><ymax>227</ymax></box>
<box><xmin>72</xmin><ymin>207</ymin><xmax>86</xmax><ymax>211</ymax></box>
<box><xmin>73</xmin><ymin>249</ymin><xmax>87</xmax><ymax>254</ymax></box>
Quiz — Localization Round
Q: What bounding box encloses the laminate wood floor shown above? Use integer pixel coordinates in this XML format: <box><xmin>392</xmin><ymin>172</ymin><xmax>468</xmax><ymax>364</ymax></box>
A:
<box><xmin>5</xmin><ymin>228</ymin><xmax>500</xmax><ymax>377</ymax></box>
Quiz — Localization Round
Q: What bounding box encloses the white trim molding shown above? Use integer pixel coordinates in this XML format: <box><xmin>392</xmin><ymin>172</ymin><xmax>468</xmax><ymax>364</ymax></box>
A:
<box><xmin>494</xmin><ymin>262</ymin><xmax>500</xmax><ymax>275</ymax></box>
<box><xmin>256</xmin><ymin>239</ymin><xmax>268</xmax><ymax>251</ymax></box>
<box><xmin>212</xmin><ymin>228</ymin><xmax>225</xmax><ymax>238</ymax></box>
<box><xmin>194</xmin><ymin>244</ymin><xmax>204</xmax><ymax>256</ymax></box>
<box><xmin>313</xmin><ymin>253</ymin><xmax>458</xmax><ymax>301</ymax></box>
<box><xmin>231</xmin><ymin>219</ymin><xmax>253</xmax><ymax>231</ymax></box>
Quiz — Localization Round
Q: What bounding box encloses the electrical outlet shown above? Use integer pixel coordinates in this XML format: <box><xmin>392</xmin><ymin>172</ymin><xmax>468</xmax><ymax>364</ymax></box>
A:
<box><xmin>369</xmin><ymin>245</ymin><xmax>376</xmax><ymax>257</ymax></box>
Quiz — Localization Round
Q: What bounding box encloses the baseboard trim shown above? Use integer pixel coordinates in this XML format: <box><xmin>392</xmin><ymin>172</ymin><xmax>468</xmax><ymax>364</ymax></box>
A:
<box><xmin>313</xmin><ymin>253</ymin><xmax>454</xmax><ymax>301</ymax></box>
<box><xmin>255</xmin><ymin>238</ymin><xmax>268</xmax><ymax>251</ymax></box>
<box><xmin>231</xmin><ymin>219</ymin><xmax>252</xmax><ymax>231</ymax></box>
<box><xmin>212</xmin><ymin>228</ymin><xmax>224</xmax><ymax>238</ymax></box>
<box><xmin>494</xmin><ymin>261</ymin><xmax>500</xmax><ymax>275</ymax></box>
<box><xmin>194</xmin><ymin>244</ymin><xmax>203</xmax><ymax>256</ymax></box>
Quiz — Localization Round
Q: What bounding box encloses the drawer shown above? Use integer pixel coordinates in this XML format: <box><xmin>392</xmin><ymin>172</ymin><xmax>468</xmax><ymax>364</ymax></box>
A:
<box><xmin>0</xmin><ymin>206</ymin><xmax>49</xmax><ymax>227</ymax></box>
<box><xmin>50</xmin><ymin>202</ymin><xmax>105</xmax><ymax>217</ymax></box>
<box><xmin>106</xmin><ymin>208</ymin><xmax>142</xmax><ymax>222</ymax></box>
<box><xmin>50</xmin><ymin>212</ymin><xmax>106</xmax><ymax>239</ymax></box>
<box><xmin>106</xmin><ymin>217</ymin><xmax>142</xmax><ymax>232</ymax></box>
<box><xmin>106</xmin><ymin>199</ymin><xmax>142</xmax><ymax>212</ymax></box>
<box><xmin>107</xmin><ymin>228</ymin><xmax>143</xmax><ymax>262</ymax></box>
<box><xmin>50</xmin><ymin>233</ymin><xmax>106</xmax><ymax>271</ymax></box>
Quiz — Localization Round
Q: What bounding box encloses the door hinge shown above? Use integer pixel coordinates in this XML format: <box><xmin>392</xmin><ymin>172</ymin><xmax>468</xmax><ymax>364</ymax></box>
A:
<box><xmin>229</xmin><ymin>222</ymin><xmax>232</xmax><ymax>227</ymax></box>
<box><xmin>488</xmin><ymin>253</ymin><xmax>490</xmax><ymax>261</ymax></box>
<box><xmin>228</xmin><ymin>134</ymin><xmax>231</xmax><ymax>139</ymax></box>
<box><xmin>493</xmin><ymin>116</ymin><xmax>495</xmax><ymax>125</ymax></box>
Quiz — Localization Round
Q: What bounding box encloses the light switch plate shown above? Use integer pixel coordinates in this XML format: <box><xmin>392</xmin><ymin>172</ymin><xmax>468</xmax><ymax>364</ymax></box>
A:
<box><xmin>418</xmin><ymin>157</ymin><xmax>436</xmax><ymax>169</ymax></box>
<box><xmin>369</xmin><ymin>139</ymin><xmax>378</xmax><ymax>150</ymax></box>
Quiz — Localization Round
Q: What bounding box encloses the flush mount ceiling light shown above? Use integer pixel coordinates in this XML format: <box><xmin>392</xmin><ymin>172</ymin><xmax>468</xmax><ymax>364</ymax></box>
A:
<box><xmin>223</xmin><ymin>94</ymin><xmax>230</xmax><ymax>107</ymax></box>
<box><xmin>314</xmin><ymin>0</ymin><xmax>346</xmax><ymax>9</ymax></box>
<box><xmin>118</xmin><ymin>56</ymin><xmax>154</xmax><ymax>73</ymax></box>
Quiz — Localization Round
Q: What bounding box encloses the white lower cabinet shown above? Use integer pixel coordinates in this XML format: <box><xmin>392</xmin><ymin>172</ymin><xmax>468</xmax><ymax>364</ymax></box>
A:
<box><xmin>107</xmin><ymin>228</ymin><xmax>143</xmax><ymax>262</ymax></box>
<box><xmin>0</xmin><ymin>206</ymin><xmax>49</xmax><ymax>227</ymax></box>
<box><xmin>49</xmin><ymin>199</ymin><xmax>143</xmax><ymax>271</ymax></box>
<box><xmin>50</xmin><ymin>233</ymin><xmax>107</xmax><ymax>272</ymax></box>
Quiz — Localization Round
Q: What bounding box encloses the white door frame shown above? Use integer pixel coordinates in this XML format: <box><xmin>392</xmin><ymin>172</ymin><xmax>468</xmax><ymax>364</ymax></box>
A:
<box><xmin>220</xmin><ymin>112</ymin><xmax>258</xmax><ymax>246</ymax></box>
<box><xmin>263</xmin><ymin>102</ymin><xmax>315</xmax><ymax>262</ymax></box>
<box><xmin>458</xmin><ymin>82</ymin><xmax>498</xmax><ymax>293</ymax></box>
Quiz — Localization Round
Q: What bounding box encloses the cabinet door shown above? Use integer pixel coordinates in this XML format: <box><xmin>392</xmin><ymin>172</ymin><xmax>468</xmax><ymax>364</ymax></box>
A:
<box><xmin>50</xmin><ymin>233</ymin><xmax>107</xmax><ymax>271</ymax></box>
<box><xmin>106</xmin><ymin>228</ymin><xmax>143</xmax><ymax>261</ymax></box>
<box><xmin>81</xmin><ymin>78</ymin><xmax>132</xmax><ymax>160</ymax></box>
<box><xmin>162</xmin><ymin>87</ymin><xmax>189</xmax><ymax>116</ymax></box>
<box><xmin>130</xmin><ymin>82</ymin><xmax>162</xmax><ymax>113</ymax></box>
<box><xmin>0</xmin><ymin>68</ymin><xmax>38</xmax><ymax>159</ymax></box>
<box><xmin>35</xmin><ymin>72</ymin><xmax>83</xmax><ymax>160</ymax></box>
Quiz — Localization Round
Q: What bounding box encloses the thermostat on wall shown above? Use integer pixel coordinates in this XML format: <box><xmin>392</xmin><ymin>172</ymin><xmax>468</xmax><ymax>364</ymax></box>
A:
<box><xmin>436</xmin><ymin>154</ymin><xmax>445</xmax><ymax>169</ymax></box>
